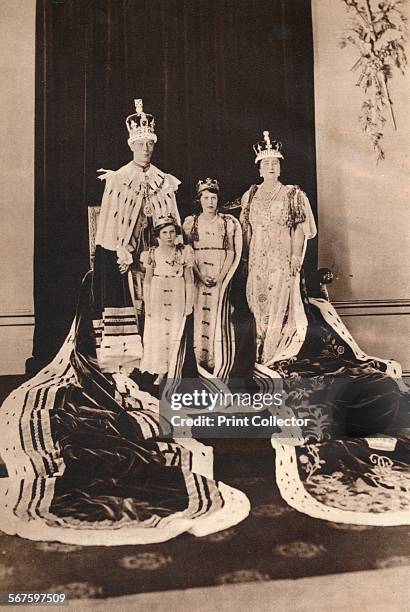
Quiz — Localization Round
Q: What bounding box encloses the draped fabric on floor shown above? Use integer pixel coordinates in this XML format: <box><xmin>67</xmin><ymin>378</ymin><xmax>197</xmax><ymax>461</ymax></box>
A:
<box><xmin>198</xmin><ymin>265</ymin><xmax>410</xmax><ymax>524</ymax></box>
<box><xmin>266</xmin><ymin>297</ymin><xmax>410</xmax><ymax>525</ymax></box>
<box><xmin>0</xmin><ymin>272</ymin><xmax>250</xmax><ymax>545</ymax></box>
<box><xmin>1</xmin><ymin>270</ymin><xmax>409</xmax><ymax>544</ymax></box>
<box><xmin>33</xmin><ymin>0</ymin><xmax>317</xmax><ymax>364</ymax></box>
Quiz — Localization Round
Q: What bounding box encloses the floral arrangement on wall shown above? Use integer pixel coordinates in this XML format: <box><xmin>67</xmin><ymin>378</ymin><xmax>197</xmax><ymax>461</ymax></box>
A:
<box><xmin>340</xmin><ymin>0</ymin><xmax>408</xmax><ymax>161</ymax></box>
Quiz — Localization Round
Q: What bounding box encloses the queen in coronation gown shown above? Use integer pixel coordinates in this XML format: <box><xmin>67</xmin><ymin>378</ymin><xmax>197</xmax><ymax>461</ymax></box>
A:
<box><xmin>234</xmin><ymin>131</ymin><xmax>410</xmax><ymax>526</ymax></box>
<box><xmin>240</xmin><ymin>132</ymin><xmax>316</xmax><ymax>366</ymax></box>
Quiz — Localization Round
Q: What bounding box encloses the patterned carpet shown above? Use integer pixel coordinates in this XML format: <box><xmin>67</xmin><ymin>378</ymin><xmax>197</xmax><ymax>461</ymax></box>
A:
<box><xmin>0</xmin><ymin>376</ymin><xmax>409</xmax><ymax>601</ymax></box>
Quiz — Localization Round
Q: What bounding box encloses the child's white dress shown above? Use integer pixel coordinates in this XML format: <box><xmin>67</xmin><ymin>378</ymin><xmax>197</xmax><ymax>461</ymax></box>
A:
<box><xmin>140</xmin><ymin>245</ymin><xmax>194</xmax><ymax>375</ymax></box>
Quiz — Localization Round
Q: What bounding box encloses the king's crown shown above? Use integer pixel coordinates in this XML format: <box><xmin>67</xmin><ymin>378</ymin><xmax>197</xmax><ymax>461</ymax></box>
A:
<box><xmin>126</xmin><ymin>99</ymin><xmax>157</xmax><ymax>145</ymax></box>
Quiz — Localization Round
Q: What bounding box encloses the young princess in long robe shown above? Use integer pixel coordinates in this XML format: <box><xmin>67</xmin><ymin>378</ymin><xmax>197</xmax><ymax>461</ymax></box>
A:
<box><xmin>183</xmin><ymin>179</ymin><xmax>241</xmax><ymax>378</ymax></box>
<box><xmin>140</xmin><ymin>216</ymin><xmax>194</xmax><ymax>384</ymax></box>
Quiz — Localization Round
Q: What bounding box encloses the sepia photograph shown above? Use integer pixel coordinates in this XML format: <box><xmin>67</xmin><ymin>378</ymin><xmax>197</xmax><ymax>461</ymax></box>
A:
<box><xmin>0</xmin><ymin>0</ymin><xmax>409</xmax><ymax>610</ymax></box>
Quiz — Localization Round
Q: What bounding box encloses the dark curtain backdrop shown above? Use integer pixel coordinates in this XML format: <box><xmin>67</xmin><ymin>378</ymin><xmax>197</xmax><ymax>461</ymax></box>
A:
<box><xmin>33</xmin><ymin>0</ymin><xmax>317</xmax><ymax>364</ymax></box>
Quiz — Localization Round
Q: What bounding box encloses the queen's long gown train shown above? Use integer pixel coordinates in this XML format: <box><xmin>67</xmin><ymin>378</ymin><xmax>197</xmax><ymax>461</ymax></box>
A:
<box><xmin>224</xmin><ymin>186</ymin><xmax>410</xmax><ymax>525</ymax></box>
<box><xmin>228</xmin><ymin>270</ymin><xmax>410</xmax><ymax>525</ymax></box>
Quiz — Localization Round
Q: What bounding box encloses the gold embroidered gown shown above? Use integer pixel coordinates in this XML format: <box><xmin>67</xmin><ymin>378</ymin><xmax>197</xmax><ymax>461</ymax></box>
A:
<box><xmin>241</xmin><ymin>184</ymin><xmax>316</xmax><ymax>365</ymax></box>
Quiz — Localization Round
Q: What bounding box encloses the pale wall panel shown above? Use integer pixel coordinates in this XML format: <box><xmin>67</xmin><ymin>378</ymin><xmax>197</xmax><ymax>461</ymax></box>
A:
<box><xmin>312</xmin><ymin>0</ymin><xmax>409</xmax><ymax>300</ymax></box>
<box><xmin>339</xmin><ymin>313</ymin><xmax>410</xmax><ymax>375</ymax></box>
<box><xmin>312</xmin><ymin>0</ymin><xmax>409</xmax><ymax>371</ymax></box>
<box><xmin>0</xmin><ymin>0</ymin><xmax>36</xmax><ymax>373</ymax></box>
<box><xmin>0</xmin><ymin>320</ymin><xmax>34</xmax><ymax>375</ymax></box>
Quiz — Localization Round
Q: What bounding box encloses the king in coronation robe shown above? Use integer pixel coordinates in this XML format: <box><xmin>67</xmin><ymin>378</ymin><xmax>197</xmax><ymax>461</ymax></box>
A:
<box><xmin>92</xmin><ymin>99</ymin><xmax>182</xmax><ymax>375</ymax></box>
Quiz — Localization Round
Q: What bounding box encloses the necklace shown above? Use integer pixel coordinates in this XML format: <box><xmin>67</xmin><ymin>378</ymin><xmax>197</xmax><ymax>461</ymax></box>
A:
<box><xmin>159</xmin><ymin>245</ymin><xmax>179</xmax><ymax>267</ymax></box>
<box><xmin>259</xmin><ymin>182</ymin><xmax>282</xmax><ymax>202</ymax></box>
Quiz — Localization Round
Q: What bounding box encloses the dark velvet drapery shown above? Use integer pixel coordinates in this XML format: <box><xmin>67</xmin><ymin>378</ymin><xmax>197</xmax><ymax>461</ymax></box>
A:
<box><xmin>33</xmin><ymin>0</ymin><xmax>317</xmax><ymax>365</ymax></box>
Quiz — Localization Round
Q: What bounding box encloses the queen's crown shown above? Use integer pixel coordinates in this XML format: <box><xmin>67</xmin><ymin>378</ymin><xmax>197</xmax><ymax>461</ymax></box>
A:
<box><xmin>253</xmin><ymin>131</ymin><xmax>283</xmax><ymax>163</ymax></box>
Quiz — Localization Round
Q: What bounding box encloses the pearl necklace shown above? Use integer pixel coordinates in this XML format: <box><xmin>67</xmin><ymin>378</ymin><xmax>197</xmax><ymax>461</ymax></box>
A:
<box><xmin>258</xmin><ymin>182</ymin><xmax>282</xmax><ymax>202</ymax></box>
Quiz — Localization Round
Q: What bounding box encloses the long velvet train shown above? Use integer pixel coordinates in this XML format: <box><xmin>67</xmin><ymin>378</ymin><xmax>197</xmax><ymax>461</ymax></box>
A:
<box><xmin>0</xmin><ymin>272</ymin><xmax>250</xmax><ymax>545</ymax></box>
